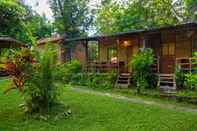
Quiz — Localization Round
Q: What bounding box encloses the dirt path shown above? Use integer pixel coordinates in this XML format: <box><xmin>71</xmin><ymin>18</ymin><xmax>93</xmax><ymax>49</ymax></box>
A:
<box><xmin>71</xmin><ymin>87</ymin><xmax>197</xmax><ymax>113</ymax></box>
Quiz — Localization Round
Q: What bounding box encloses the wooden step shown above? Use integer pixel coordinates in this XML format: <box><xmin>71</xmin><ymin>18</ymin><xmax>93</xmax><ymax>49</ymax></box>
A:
<box><xmin>119</xmin><ymin>76</ymin><xmax>129</xmax><ymax>79</ymax></box>
<box><xmin>160</xmin><ymin>81</ymin><xmax>176</xmax><ymax>84</ymax></box>
<box><xmin>159</xmin><ymin>74</ymin><xmax>176</xmax><ymax>95</ymax></box>
<box><xmin>115</xmin><ymin>73</ymin><xmax>131</xmax><ymax>88</ymax></box>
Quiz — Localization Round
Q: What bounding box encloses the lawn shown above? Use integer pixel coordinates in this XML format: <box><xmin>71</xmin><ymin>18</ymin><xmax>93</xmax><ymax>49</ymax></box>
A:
<box><xmin>0</xmin><ymin>79</ymin><xmax>197</xmax><ymax>131</ymax></box>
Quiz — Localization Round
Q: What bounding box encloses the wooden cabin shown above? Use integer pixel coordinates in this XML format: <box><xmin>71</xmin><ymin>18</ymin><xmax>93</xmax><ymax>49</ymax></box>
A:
<box><xmin>0</xmin><ymin>36</ymin><xmax>26</xmax><ymax>76</ymax></box>
<box><xmin>38</xmin><ymin>23</ymin><xmax>197</xmax><ymax>75</ymax></box>
<box><xmin>0</xmin><ymin>37</ymin><xmax>25</xmax><ymax>49</ymax></box>
<box><xmin>0</xmin><ymin>36</ymin><xmax>26</xmax><ymax>56</ymax></box>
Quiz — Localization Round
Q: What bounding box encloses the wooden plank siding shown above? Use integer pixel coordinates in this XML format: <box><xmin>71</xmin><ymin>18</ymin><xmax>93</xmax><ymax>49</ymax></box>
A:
<box><xmin>83</xmin><ymin>28</ymin><xmax>196</xmax><ymax>74</ymax></box>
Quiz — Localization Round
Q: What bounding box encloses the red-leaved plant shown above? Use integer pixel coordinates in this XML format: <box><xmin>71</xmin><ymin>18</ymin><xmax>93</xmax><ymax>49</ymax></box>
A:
<box><xmin>3</xmin><ymin>47</ymin><xmax>34</xmax><ymax>94</ymax></box>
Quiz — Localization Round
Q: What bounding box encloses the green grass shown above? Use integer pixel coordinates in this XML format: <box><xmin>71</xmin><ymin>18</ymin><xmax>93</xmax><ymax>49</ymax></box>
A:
<box><xmin>0</xmin><ymin>79</ymin><xmax>197</xmax><ymax>131</ymax></box>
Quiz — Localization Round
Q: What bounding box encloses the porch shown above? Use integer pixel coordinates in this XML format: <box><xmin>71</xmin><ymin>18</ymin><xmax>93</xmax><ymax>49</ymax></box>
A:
<box><xmin>85</xmin><ymin>36</ymin><xmax>141</xmax><ymax>73</ymax></box>
<box><xmin>86</xmin><ymin>61</ymin><xmax>119</xmax><ymax>72</ymax></box>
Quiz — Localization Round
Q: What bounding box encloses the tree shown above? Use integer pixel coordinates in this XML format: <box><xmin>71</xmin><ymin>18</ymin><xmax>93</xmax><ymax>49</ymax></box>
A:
<box><xmin>96</xmin><ymin>0</ymin><xmax>185</xmax><ymax>34</ymax></box>
<box><xmin>0</xmin><ymin>0</ymin><xmax>27</xmax><ymax>41</ymax></box>
<box><xmin>0</xmin><ymin>0</ymin><xmax>54</xmax><ymax>44</ymax></box>
<box><xmin>49</xmin><ymin>0</ymin><xmax>94</xmax><ymax>38</ymax></box>
<box><xmin>184</xmin><ymin>0</ymin><xmax>197</xmax><ymax>22</ymax></box>
<box><xmin>26</xmin><ymin>14</ymin><xmax>54</xmax><ymax>40</ymax></box>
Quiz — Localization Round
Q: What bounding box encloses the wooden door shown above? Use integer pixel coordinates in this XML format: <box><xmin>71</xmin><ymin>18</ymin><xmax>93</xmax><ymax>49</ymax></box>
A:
<box><xmin>160</xmin><ymin>56</ymin><xmax>175</xmax><ymax>73</ymax></box>
<box><xmin>160</xmin><ymin>42</ymin><xmax>175</xmax><ymax>73</ymax></box>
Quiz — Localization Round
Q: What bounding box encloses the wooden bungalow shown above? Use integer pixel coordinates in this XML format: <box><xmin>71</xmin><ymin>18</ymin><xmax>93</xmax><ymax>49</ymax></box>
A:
<box><xmin>38</xmin><ymin>23</ymin><xmax>197</xmax><ymax>87</ymax></box>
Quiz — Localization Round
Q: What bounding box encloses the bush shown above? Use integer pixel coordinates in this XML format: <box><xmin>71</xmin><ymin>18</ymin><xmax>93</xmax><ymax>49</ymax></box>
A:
<box><xmin>54</xmin><ymin>59</ymin><xmax>83</xmax><ymax>83</ymax></box>
<box><xmin>184</xmin><ymin>73</ymin><xmax>197</xmax><ymax>90</ymax></box>
<box><xmin>86</xmin><ymin>71</ymin><xmax>117</xmax><ymax>89</ymax></box>
<box><xmin>130</xmin><ymin>48</ymin><xmax>156</xmax><ymax>93</ymax></box>
<box><xmin>24</xmin><ymin>46</ymin><xmax>59</xmax><ymax>114</ymax></box>
<box><xmin>175</xmin><ymin>64</ymin><xmax>186</xmax><ymax>89</ymax></box>
<box><xmin>192</xmin><ymin>52</ymin><xmax>197</xmax><ymax>73</ymax></box>
<box><xmin>54</xmin><ymin>59</ymin><xmax>117</xmax><ymax>89</ymax></box>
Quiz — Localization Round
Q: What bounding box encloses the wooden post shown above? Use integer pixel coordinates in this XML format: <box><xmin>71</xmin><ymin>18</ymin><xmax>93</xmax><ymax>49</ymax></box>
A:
<box><xmin>190</xmin><ymin>58</ymin><xmax>192</xmax><ymax>71</ymax></box>
<box><xmin>85</xmin><ymin>40</ymin><xmax>89</xmax><ymax>72</ymax></box>
<box><xmin>142</xmin><ymin>36</ymin><xmax>146</xmax><ymax>48</ymax></box>
<box><xmin>117</xmin><ymin>38</ymin><xmax>120</xmax><ymax>73</ymax></box>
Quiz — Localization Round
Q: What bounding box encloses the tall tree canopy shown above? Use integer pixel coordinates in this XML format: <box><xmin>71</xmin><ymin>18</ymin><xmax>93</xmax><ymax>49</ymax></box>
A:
<box><xmin>26</xmin><ymin>14</ymin><xmax>54</xmax><ymax>40</ymax></box>
<box><xmin>0</xmin><ymin>0</ymin><xmax>27</xmax><ymax>40</ymax></box>
<box><xmin>0</xmin><ymin>0</ymin><xmax>53</xmax><ymax>44</ymax></box>
<box><xmin>49</xmin><ymin>0</ymin><xmax>94</xmax><ymax>38</ymax></box>
<box><xmin>96</xmin><ymin>0</ymin><xmax>197</xmax><ymax>34</ymax></box>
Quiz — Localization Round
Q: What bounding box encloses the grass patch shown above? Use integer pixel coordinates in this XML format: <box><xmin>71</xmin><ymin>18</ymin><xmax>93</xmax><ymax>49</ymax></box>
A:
<box><xmin>0</xmin><ymin>80</ymin><xmax>197</xmax><ymax>130</ymax></box>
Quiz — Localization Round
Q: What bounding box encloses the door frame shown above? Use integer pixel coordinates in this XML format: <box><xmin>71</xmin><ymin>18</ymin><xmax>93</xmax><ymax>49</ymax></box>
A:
<box><xmin>159</xmin><ymin>32</ymin><xmax>176</xmax><ymax>74</ymax></box>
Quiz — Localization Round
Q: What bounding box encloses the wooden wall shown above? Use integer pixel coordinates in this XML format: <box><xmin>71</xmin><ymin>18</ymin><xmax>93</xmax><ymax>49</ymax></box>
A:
<box><xmin>99</xmin><ymin>38</ymin><xmax>117</xmax><ymax>62</ymax></box>
<box><xmin>97</xmin><ymin>36</ymin><xmax>140</xmax><ymax>72</ymax></box>
<box><xmin>72</xmin><ymin>41</ymin><xmax>87</xmax><ymax>68</ymax></box>
<box><xmin>69</xmin><ymin>27</ymin><xmax>197</xmax><ymax>73</ymax></box>
<box><xmin>176</xmin><ymin>30</ymin><xmax>192</xmax><ymax>58</ymax></box>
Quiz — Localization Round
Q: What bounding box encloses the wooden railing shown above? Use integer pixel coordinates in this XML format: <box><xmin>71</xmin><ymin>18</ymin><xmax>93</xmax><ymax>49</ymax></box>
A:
<box><xmin>151</xmin><ymin>58</ymin><xmax>160</xmax><ymax>73</ymax></box>
<box><xmin>86</xmin><ymin>62</ymin><xmax>118</xmax><ymax>73</ymax></box>
<box><xmin>176</xmin><ymin>57</ymin><xmax>197</xmax><ymax>72</ymax></box>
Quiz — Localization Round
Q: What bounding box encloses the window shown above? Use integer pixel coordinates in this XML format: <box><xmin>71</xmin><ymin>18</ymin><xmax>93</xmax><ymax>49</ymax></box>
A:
<box><xmin>162</xmin><ymin>43</ymin><xmax>175</xmax><ymax>56</ymax></box>
<box><xmin>108</xmin><ymin>48</ymin><xmax>117</xmax><ymax>63</ymax></box>
<box><xmin>193</xmin><ymin>40</ymin><xmax>197</xmax><ymax>52</ymax></box>
<box><xmin>88</xmin><ymin>41</ymin><xmax>99</xmax><ymax>62</ymax></box>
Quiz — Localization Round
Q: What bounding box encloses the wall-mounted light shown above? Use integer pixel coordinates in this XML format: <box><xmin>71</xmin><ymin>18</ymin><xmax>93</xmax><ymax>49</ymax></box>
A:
<box><xmin>121</xmin><ymin>41</ymin><xmax>131</xmax><ymax>47</ymax></box>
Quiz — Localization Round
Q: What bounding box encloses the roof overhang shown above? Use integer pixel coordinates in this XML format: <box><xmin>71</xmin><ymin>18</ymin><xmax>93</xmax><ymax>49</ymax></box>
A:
<box><xmin>0</xmin><ymin>37</ymin><xmax>26</xmax><ymax>48</ymax></box>
<box><xmin>37</xmin><ymin>36</ymin><xmax>65</xmax><ymax>46</ymax></box>
<box><xmin>37</xmin><ymin>22</ymin><xmax>197</xmax><ymax>45</ymax></box>
<box><xmin>65</xmin><ymin>22</ymin><xmax>197</xmax><ymax>42</ymax></box>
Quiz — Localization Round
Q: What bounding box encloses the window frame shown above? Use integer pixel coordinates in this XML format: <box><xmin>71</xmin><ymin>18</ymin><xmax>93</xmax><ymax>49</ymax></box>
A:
<box><xmin>107</xmin><ymin>47</ymin><xmax>117</xmax><ymax>63</ymax></box>
<box><xmin>87</xmin><ymin>41</ymin><xmax>99</xmax><ymax>62</ymax></box>
<box><xmin>162</xmin><ymin>42</ymin><xmax>175</xmax><ymax>56</ymax></box>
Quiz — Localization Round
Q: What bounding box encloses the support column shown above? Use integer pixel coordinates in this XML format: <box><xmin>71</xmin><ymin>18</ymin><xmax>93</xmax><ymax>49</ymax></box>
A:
<box><xmin>116</xmin><ymin>38</ymin><xmax>120</xmax><ymax>73</ymax></box>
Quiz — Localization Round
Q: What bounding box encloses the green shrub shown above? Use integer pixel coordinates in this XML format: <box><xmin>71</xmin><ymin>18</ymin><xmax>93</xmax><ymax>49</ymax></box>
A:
<box><xmin>66</xmin><ymin>60</ymin><xmax>82</xmax><ymax>73</ymax></box>
<box><xmin>130</xmin><ymin>48</ymin><xmax>156</xmax><ymax>93</ymax></box>
<box><xmin>54</xmin><ymin>59</ymin><xmax>82</xmax><ymax>83</ymax></box>
<box><xmin>193</xmin><ymin>52</ymin><xmax>197</xmax><ymax>57</ymax></box>
<box><xmin>184</xmin><ymin>73</ymin><xmax>197</xmax><ymax>90</ymax></box>
<box><xmin>24</xmin><ymin>46</ymin><xmax>59</xmax><ymax>114</ymax></box>
<box><xmin>86</xmin><ymin>71</ymin><xmax>117</xmax><ymax>89</ymax></box>
<box><xmin>55</xmin><ymin>60</ymin><xmax>118</xmax><ymax>89</ymax></box>
<box><xmin>192</xmin><ymin>52</ymin><xmax>197</xmax><ymax>73</ymax></box>
<box><xmin>175</xmin><ymin>64</ymin><xmax>186</xmax><ymax>89</ymax></box>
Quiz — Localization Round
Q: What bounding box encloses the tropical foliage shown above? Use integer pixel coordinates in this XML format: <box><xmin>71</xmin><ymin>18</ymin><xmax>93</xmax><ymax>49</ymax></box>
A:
<box><xmin>131</xmin><ymin>48</ymin><xmax>156</xmax><ymax>93</ymax></box>
<box><xmin>0</xmin><ymin>0</ymin><xmax>27</xmax><ymax>41</ymax></box>
<box><xmin>49</xmin><ymin>0</ymin><xmax>94</xmax><ymax>38</ymax></box>
<box><xmin>184</xmin><ymin>52</ymin><xmax>197</xmax><ymax>90</ymax></box>
<box><xmin>0</xmin><ymin>0</ymin><xmax>53</xmax><ymax>43</ymax></box>
<box><xmin>96</xmin><ymin>0</ymin><xmax>197</xmax><ymax>34</ymax></box>
<box><xmin>184</xmin><ymin>73</ymin><xmax>197</xmax><ymax>90</ymax></box>
<box><xmin>1</xmin><ymin>46</ymin><xmax>63</xmax><ymax>116</ymax></box>
<box><xmin>55</xmin><ymin>60</ymin><xmax>117</xmax><ymax>89</ymax></box>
